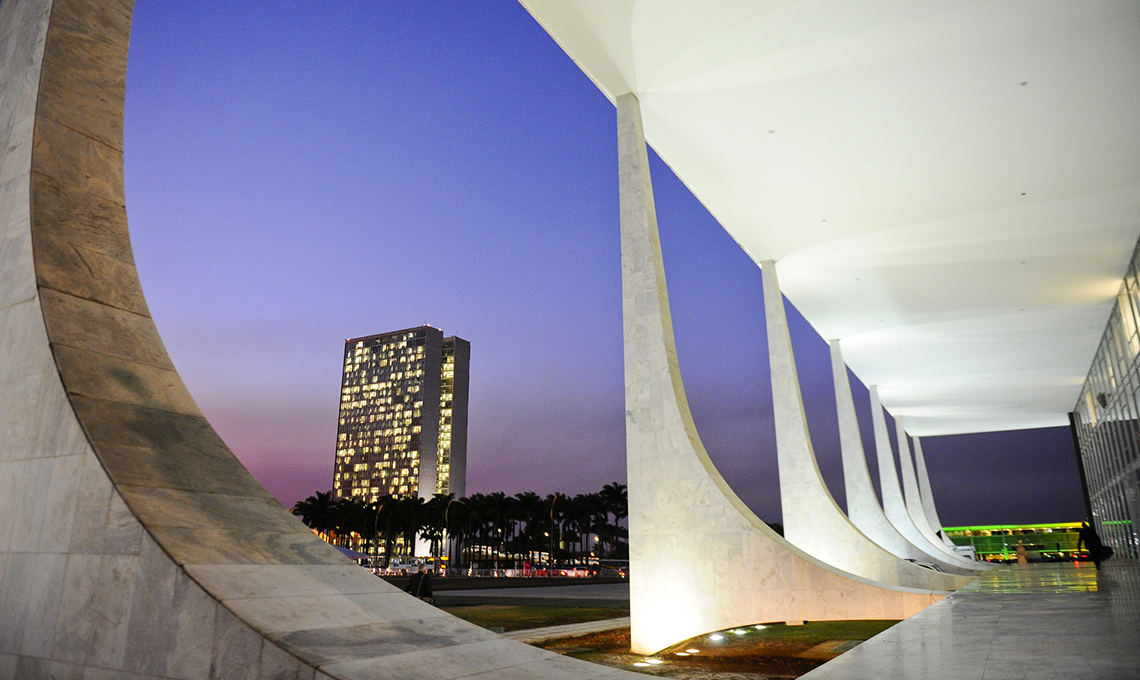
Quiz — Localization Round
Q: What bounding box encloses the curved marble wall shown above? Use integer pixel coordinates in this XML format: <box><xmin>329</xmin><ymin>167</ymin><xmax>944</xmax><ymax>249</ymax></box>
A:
<box><xmin>0</xmin><ymin>1</ymin><xmax>644</xmax><ymax>677</ymax></box>
<box><xmin>619</xmin><ymin>92</ymin><xmax>948</xmax><ymax>656</ymax></box>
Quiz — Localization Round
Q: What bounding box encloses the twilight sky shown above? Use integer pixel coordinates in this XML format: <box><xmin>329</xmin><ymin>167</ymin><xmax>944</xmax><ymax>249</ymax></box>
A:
<box><xmin>122</xmin><ymin>1</ymin><xmax>1085</xmax><ymax>527</ymax></box>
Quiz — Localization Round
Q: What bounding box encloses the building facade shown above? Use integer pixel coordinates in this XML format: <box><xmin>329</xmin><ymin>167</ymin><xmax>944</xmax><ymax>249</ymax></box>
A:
<box><xmin>333</xmin><ymin>326</ymin><xmax>469</xmax><ymax>503</ymax></box>
<box><xmin>943</xmin><ymin>523</ymin><xmax>1085</xmax><ymax>562</ymax></box>
<box><xmin>1072</xmin><ymin>240</ymin><xmax>1140</xmax><ymax>560</ymax></box>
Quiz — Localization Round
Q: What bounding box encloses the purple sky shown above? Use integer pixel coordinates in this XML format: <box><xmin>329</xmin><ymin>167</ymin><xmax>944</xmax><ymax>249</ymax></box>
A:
<box><xmin>122</xmin><ymin>1</ymin><xmax>1086</xmax><ymax>527</ymax></box>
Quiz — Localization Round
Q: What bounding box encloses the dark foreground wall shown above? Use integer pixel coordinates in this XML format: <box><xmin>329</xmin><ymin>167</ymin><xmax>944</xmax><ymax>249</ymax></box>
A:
<box><xmin>0</xmin><ymin>1</ymin><xmax>638</xmax><ymax>677</ymax></box>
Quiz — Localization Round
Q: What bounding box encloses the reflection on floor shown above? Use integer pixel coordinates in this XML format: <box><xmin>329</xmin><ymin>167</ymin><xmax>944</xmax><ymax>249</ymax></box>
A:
<box><xmin>802</xmin><ymin>561</ymin><xmax>1140</xmax><ymax>680</ymax></box>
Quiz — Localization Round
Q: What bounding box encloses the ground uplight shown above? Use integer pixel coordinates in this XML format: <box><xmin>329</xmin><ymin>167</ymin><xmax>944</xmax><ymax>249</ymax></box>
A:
<box><xmin>674</xmin><ymin>652</ymin><xmax>689</xmax><ymax>657</ymax></box>
<box><xmin>632</xmin><ymin>662</ymin><xmax>650</xmax><ymax>667</ymax></box>
<box><xmin>733</xmin><ymin>629</ymin><xmax>748</xmax><ymax>635</ymax></box>
<box><xmin>646</xmin><ymin>659</ymin><xmax>663</xmax><ymax>665</ymax></box>
<box><xmin>709</xmin><ymin>633</ymin><xmax>725</xmax><ymax>641</ymax></box>
<box><xmin>685</xmin><ymin>648</ymin><xmax>700</xmax><ymax>654</ymax></box>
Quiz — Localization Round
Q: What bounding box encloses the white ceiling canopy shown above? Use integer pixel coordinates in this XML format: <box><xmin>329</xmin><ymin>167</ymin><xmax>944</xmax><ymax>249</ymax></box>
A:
<box><xmin>520</xmin><ymin>0</ymin><xmax>1140</xmax><ymax>436</ymax></box>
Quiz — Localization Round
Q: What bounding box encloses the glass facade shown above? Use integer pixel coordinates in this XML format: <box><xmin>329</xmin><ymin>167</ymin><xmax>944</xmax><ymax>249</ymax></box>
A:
<box><xmin>333</xmin><ymin>326</ymin><xmax>469</xmax><ymax>502</ymax></box>
<box><xmin>1072</xmin><ymin>242</ymin><xmax>1140</xmax><ymax>560</ymax></box>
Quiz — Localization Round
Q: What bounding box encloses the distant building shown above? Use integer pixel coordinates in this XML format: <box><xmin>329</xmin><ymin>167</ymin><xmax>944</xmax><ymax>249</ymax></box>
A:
<box><xmin>943</xmin><ymin>523</ymin><xmax>1084</xmax><ymax>562</ymax></box>
<box><xmin>333</xmin><ymin>326</ymin><xmax>469</xmax><ymax>503</ymax></box>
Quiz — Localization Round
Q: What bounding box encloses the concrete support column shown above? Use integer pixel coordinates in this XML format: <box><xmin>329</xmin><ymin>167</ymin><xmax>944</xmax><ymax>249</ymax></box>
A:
<box><xmin>869</xmin><ymin>387</ymin><xmax>978</xmax><ymax>568</ymax></box>
<box><xmin>897</xmin><ymin>424</ymin><xmax>965</xmax><ymax>562</ymax></box>
<box><xmin>829</xmin><ymin>341</ymin><xmax>952</xmax><ymax>566</ymax></box>
<box><xmin>761</xmin><ymin>259</ymin><xmax>839</xmax><ymax>550</ymax></box>
<box><xmin>617</xmin><ymin>92</ymin><xmax>954</xmax><ymax>654</ymax></box>
<box><xmin>760</xmin><ymin>262</ymin><xmax>973</xmax><ymax>587</ymax></box>
<box><xmin>913</xmin><ymin>436</ymin><xmax>957</xmax><ymax>548</ymax></box>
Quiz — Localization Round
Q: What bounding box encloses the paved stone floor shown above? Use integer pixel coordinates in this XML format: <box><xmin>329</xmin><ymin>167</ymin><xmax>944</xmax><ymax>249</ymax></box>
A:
<box><xmin>802</xmin><ymin>561</ymin><xmax>1140</xmax><ymax>679</ymax></box>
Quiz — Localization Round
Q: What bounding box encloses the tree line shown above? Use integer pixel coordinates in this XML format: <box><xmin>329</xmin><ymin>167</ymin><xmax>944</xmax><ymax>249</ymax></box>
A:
<box><xmin>292</xmin><ymin>483</ymin><xmax>628</xmax><ymax>570</ymax></box>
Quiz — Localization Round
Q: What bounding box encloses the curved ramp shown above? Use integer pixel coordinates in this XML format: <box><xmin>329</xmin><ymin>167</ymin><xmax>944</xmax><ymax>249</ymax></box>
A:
<box><xmin>619</xmin><ymin>92</ymin><xmax>947</xmax><ymax>656</ymax></box>
<box><xmin>0</xmin><ymin>1</ymin><xmax>643</xmax><ymax>677</ymax></box>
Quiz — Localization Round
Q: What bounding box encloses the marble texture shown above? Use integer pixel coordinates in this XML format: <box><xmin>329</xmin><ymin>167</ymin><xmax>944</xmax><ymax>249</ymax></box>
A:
<box><xmin>869</xmin><ymin>386</ymin><xmax>984</xmax><ymax>571</ymax></box>
<box><xmin>620</xmin><ymin>92</ymin><xmax>945</xmax><ymax>656</ymax></box>
<box><xmin>763</xmin><ymin>262</ymin><xmax>972</xmax><ymax>590</ymax></box>
<box><xmin>0</xmin><ymin>1</ymin><xmax>646</xmax><ymax>678</ymax></box>
<box><xmin>801</xmin><ymin>562</ymin><xmax>1140</xmax><ymax>680</ymax></box>
<box><xmin>896</xmin><ymin>422</ymin><xmax>968</xmax><ymax>564</ymax></box>
<box><xmin>913</xmin><ymin>436</ymin><xmax>958</xmax><ymax>549</ymax></box>
<box><xmin>829</xmin><ymin>341</ymin><xmax>975</xmax><ymax>575</ymax></box>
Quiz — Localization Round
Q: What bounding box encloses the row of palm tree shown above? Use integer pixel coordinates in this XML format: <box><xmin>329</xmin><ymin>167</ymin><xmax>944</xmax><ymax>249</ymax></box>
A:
<box><xmin>292</xmin><ymin>483</ymin><xmax>628</xmax><ymax>570</ymax></box>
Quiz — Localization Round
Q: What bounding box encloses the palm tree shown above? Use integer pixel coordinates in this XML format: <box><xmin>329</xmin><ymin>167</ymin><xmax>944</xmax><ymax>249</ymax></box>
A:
<box><xmin>421</xmin><ymin>494</ymin><xmax>452</xmax><ymax>558</ymax></box>
<box><xmin>444</xmin><ymin>496</ymin><xmax>469</xmax><ymax>571</ymax></box>
<box><xmin>599</xmin><ymin>482</ymin><xmax>628</xmax><ymax>559</ymax></box>
<box><xmin>513</xmin><ymin>491</ymin><xmax>544</xmax><ymax>571</ymax></box>
<box><xmin>292</xmin><ymin>490</ymin><xmax>337</xmax><ymax>542</ymax></box>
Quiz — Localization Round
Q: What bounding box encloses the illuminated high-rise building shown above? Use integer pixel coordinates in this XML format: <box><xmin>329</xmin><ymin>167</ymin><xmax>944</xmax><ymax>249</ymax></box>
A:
<box><xmin>333</xmin><ymin>326</ymin><xmax>469</xmax><ymax>503</ymax></box>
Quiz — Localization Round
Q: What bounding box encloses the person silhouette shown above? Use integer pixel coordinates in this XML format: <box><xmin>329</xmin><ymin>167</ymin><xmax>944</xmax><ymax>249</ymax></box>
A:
<box><xmin>1015</xmin><ymin>539</ymin><xmax>1028</xmax><ymax>566</ymax></box>
<box><xmin>1078</xmin><ymin>522</ymin><xmax>1107</xmax><ymax>570</ymax></box>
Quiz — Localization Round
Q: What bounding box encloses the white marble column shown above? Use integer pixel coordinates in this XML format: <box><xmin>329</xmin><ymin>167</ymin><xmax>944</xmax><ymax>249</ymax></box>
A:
<box><xmin>830</xmin><ymin>341</ymin><xmax>959</xmax><ymax>567</ymax></box>
<box><xmin>869</xmin><ymin>387</ymin><xmax>980</xmax><ymax>569</ymax></box>
<box><xmin>913</xmin><ymin>436</ymin><xmax>958</xmax><ymax>548</ymax></box>
<box><xmin>896</xmin><ymin>421</ymin><xmax>963</xmax><ymax>562</ymax></box>
<box><xmin>761</xmin><ymin>262</ymin><xmax>973</xmax><ymax>587</ymax></box>
<box><xmin>618</xmin><ymin>92</ymin><xmax>954</xmax><ymax>655</ymax></box>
